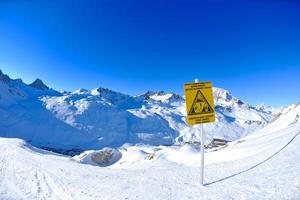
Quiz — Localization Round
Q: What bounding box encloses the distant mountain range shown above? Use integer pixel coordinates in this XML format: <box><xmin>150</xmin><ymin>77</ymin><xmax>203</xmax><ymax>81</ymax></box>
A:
<box><xmin>0</xmin><ymin>69</ymin><xmax>293</xmax><ymax>150</ymax></box>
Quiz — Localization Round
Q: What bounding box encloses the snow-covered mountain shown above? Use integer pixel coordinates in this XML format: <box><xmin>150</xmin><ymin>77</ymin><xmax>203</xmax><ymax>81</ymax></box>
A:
<box><xmin>0</xmin><ymin>70</ymin><xmax>275</xmax><ymax>150</ymax></box>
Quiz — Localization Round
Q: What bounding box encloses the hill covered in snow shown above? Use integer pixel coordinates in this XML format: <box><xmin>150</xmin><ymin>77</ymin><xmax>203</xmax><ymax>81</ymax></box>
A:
<box><xmin>0</xmin><ymin>70</ymin><xmax>275</xmax><ymax>150</ymax></box>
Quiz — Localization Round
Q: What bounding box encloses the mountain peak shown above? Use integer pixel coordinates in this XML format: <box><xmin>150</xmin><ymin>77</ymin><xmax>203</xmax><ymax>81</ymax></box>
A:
<box><xmin>142</xmin><ymin>90</ymin><xmax>183</xmax><ymax>102</ymax></box>
<box><xmin>213</xmin><ymin>87</ymin><xmax>233</xmax><ymax>100</ymax></box>
<box><xmin>256</xmin><ymin>103</ymin><xmax>274</xmax><ymax>112</ymax></box>
<box><xmin>96</xmin><ymin>87</ymin><xmax>118</xmax><ymax>94</ymax></box>
<box><xmin>143</xmin><ymin>90</ymin><xmax>167</xmax><ymax>96</ymax></box>
<box><xmin>213</xmin><ymin>87</ymin><xmax>250</xmax><ymax>107</ymax></box>
<box><xmin>0</xmin><ymin>69</ymin><xmax>11</xmax><ymax>83</ymax></box>
<box><xmin>29</xmin><ymin>78</ymin><xmax>49</xmax><ymax>90</ymax></box>
<box><xmin>93</xmin><ymin>87</ymin><xmax>128</xmax><ymax>97</ymax></box>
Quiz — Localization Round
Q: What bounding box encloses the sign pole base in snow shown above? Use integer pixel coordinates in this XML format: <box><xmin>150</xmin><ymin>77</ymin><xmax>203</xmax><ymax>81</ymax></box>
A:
<box><xmin>200</xmin><ymin>122</ymin><xmax>204</xmax><ymax>186</ymax></box>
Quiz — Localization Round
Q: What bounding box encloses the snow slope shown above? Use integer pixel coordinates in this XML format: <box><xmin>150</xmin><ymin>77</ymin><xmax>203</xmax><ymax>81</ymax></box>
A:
<box><xmin>0</xmin><ymin>101</ymin><xmax>299</xmax><ymax>199</ymax></box>
<box><xmin>0</xmin><ymin>70</ymin><xmax>274</xmax><ymax>150</ymax></box>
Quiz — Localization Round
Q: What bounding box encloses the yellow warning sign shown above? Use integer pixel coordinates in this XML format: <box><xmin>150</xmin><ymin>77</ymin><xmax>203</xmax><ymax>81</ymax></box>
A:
<box><xmin>184</xmin><ymin>81</ymin><xmax>215</xmax><ymax>125</ymax></box>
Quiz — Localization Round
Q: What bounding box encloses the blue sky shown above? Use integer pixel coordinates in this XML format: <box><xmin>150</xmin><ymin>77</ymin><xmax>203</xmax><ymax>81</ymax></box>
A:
<box><xmin>0</xmin><ymin>0</ymin><xmax>299</xmax><ymax>107</ymax></box>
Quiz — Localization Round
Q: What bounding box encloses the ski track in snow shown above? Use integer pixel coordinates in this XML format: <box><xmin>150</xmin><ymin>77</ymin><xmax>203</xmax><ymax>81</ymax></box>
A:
<box><xmin>206</xmin><ymin>130</ymin><xmax>300</xmax><ymax>186</ymax></box>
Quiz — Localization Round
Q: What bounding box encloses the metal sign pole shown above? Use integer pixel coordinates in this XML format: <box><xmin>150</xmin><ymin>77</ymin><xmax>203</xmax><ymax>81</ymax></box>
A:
<box><xmin>194</xmin><ymin>78</ymin><xmax>204</xmax><ymax>186</ymax></box>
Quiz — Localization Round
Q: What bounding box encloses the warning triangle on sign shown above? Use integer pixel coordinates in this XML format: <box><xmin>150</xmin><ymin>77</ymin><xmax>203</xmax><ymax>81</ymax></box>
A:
<box><xmin>188</xmin><ymin>90</ymin><xmax>213</xmax><ymax>115</ymax></box>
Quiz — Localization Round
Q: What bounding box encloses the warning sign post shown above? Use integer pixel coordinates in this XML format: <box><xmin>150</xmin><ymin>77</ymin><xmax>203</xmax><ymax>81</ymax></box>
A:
<box><xmin>184</xmin><ymin>80</ymin><xmax>216</xmax><ymax>186</ymax></box>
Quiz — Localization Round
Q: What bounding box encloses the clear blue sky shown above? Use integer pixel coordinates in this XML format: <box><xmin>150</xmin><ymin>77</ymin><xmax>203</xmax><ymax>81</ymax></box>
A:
<box><xmin>0</xmin><ymin>0</ymin><xmax>299</xmax><ymax>107</ymax></box>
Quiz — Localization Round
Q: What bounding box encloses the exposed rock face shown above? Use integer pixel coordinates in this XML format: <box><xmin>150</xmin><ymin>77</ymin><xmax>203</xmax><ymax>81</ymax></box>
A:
<box><xmin>75</xmin><ymin>148</ymin><xmax>122</xmax><ymax>167</ymax></box>
<box><xmin>29</xmin><ymin>78</ymin><xmax>49</xmax><ymax>90</ymax></box>
<box><xmin>140</xmin><ymin>91</ymin><xmax>184</xmax><ymax>103</ymax></box>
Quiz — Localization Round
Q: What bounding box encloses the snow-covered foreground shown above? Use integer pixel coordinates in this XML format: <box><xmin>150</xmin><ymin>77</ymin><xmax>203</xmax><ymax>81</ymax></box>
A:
<box><xmin>1</xmin><ymin>107</ymin><xmax>300</xmax><ymax>200</ymax></box>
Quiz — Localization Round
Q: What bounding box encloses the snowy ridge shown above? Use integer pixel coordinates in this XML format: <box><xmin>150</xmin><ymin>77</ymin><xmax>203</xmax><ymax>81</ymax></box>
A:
<box><xmin>0</xmin><ymin>70</ymin><xmax>275</xmax><ymax>150</ymax></box>
<box><xmin>262</xmin><ymin>102</ymin><xmax>300</xmax><ymax>132</ymax></box>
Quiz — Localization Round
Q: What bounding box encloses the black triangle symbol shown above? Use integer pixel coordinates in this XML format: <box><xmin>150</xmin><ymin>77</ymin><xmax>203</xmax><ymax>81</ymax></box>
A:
<box><xmin>188</xmin><ymin>90</ymin><xmax>213</xmax><ymax>115</ymax></box>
